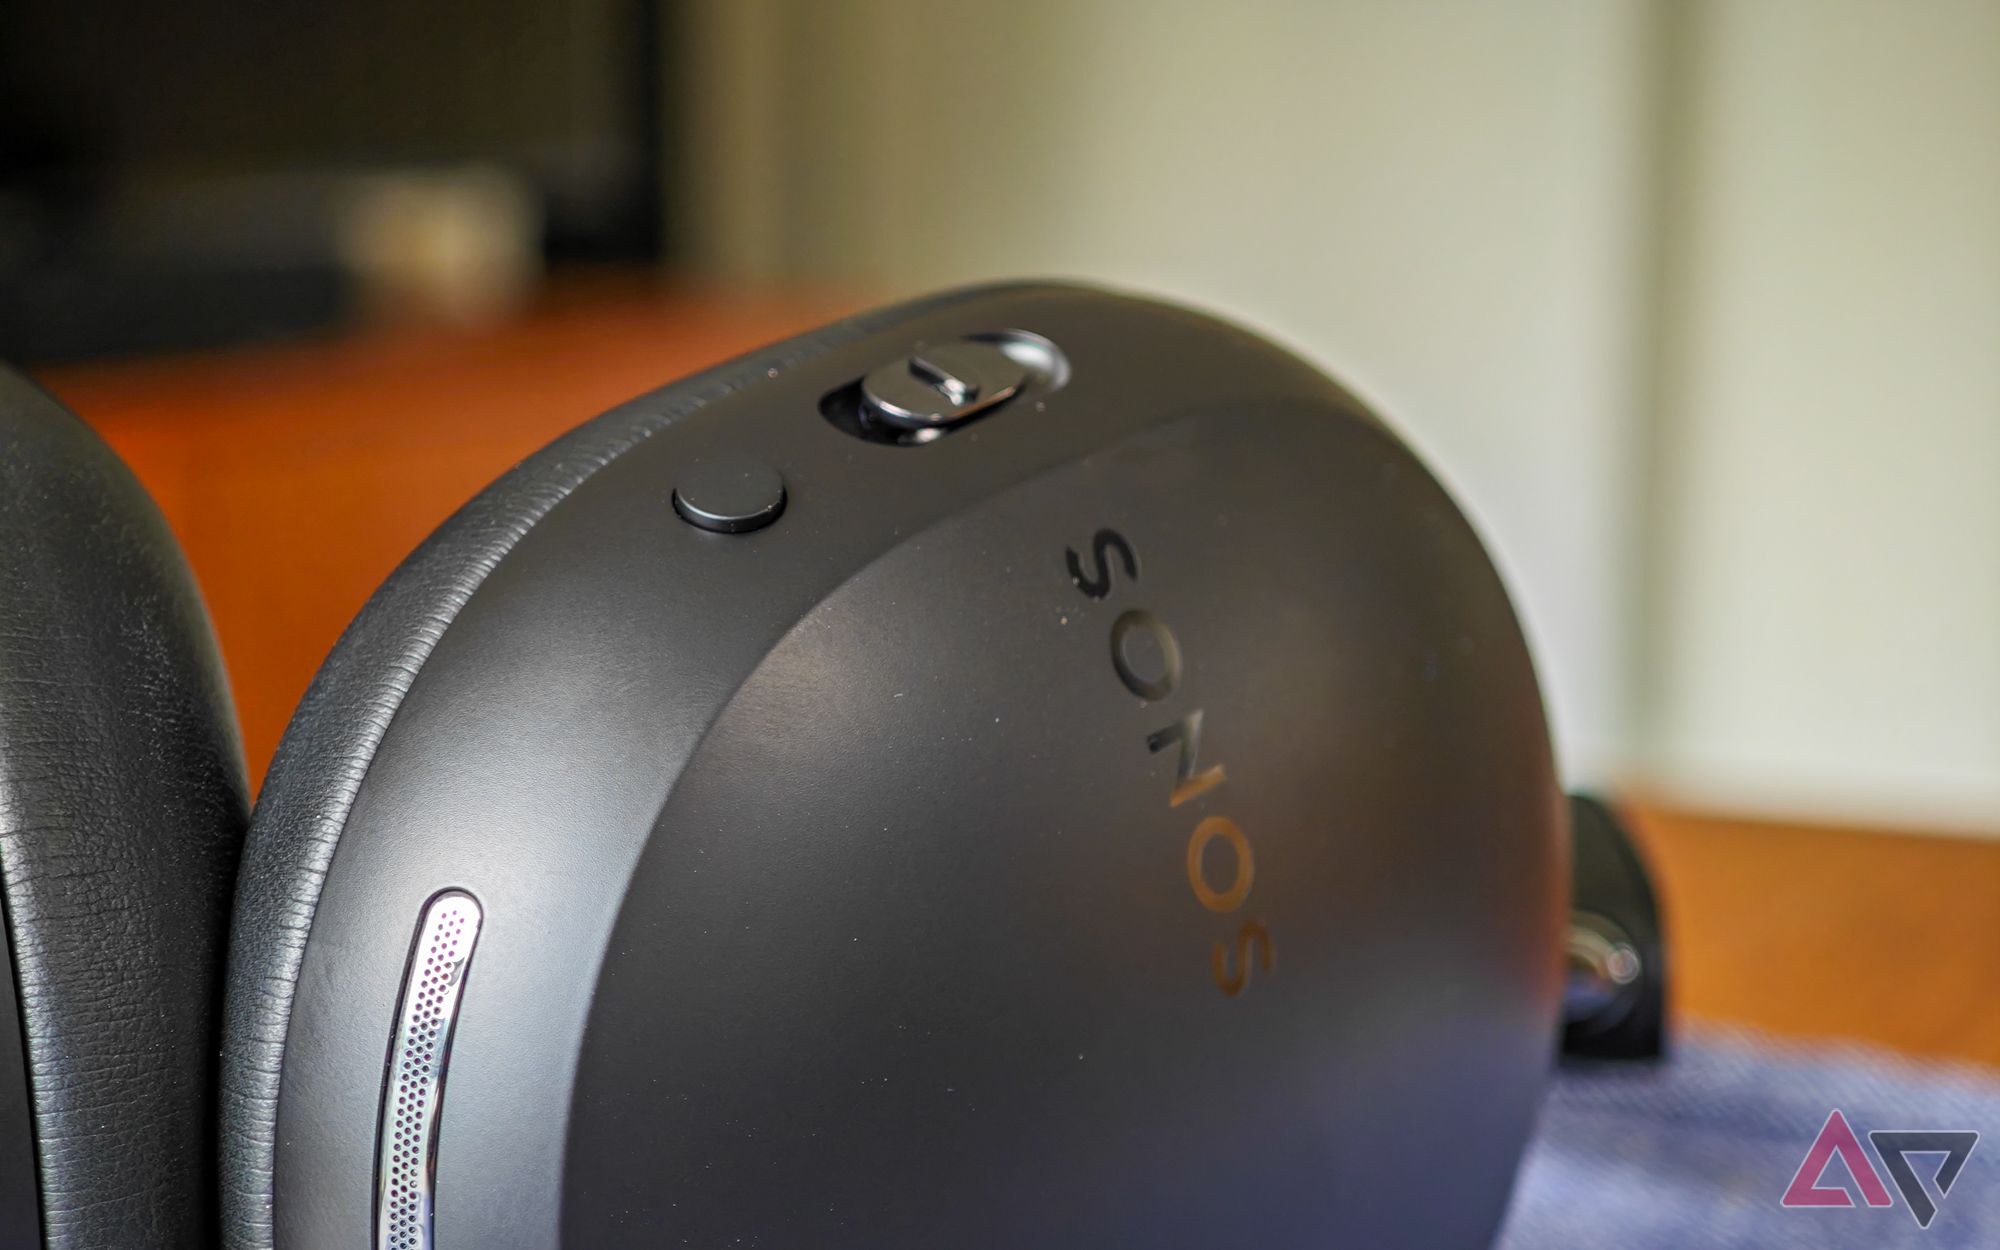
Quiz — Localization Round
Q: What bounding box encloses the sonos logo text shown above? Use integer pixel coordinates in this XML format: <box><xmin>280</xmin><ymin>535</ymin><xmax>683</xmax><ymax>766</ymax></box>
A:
<box><xmin>1066</xmin><ymin>528</ymin><xmax>1275</xmax><ymax>996</ymax></box>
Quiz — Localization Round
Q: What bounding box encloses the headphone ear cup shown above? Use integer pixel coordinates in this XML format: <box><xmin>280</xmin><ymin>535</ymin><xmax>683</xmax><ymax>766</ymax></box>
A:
<box><xmin>220</xmin><ymin>282</ymin><xmax>1561</xmax><ymax>1250</ymax></box>
<box><xmin>0</xmin><ymin>368</ymin><xmax>248</xmax><ymax>1247</ymax></box>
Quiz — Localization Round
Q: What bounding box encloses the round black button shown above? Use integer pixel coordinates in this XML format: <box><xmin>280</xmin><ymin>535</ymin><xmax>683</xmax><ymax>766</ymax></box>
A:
<box><xmin>672</xmin><ymin>455</ymin><xmax>786</xmax><ymax>534</ymax></box>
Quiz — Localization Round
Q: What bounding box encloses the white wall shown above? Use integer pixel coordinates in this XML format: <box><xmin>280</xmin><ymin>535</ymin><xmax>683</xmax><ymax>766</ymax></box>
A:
<box><xmin>683</xmin><ymin>0</ymin><xmax>1662</xmax><ymax>785</ymax></box>
<box><xmin>1647</xmin><ymin>0</ymin><xmax>2000</xmax><ymax>831</ymax></box>
<box><xmin>678</xmin><ymin>1</ymin><xmax>2000</xmax><ymax>831</ymax></box>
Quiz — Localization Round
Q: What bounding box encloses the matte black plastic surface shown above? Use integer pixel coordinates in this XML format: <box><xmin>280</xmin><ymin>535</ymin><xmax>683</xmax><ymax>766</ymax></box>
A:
<box><xmin>257</xmin><ymin>284</ymin><xmax>1565</xmax><ymax>1248</ymax></box>
<box><xmin>670</xmin><ymin>453</ymin><xmax>786</xmax><ymax>533</ymax></box>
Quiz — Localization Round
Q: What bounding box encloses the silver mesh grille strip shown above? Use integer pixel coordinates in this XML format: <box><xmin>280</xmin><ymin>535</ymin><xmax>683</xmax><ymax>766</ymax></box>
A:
<box><xmin>376</xmin><ymin>891</ymin><xmax>483</xmax><ymax>1250</ymax></box>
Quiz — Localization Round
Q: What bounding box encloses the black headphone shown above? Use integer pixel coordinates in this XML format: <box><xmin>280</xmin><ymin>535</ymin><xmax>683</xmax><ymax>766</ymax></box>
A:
<box><xmin>0</xmin><ymin>283</ymin><xmax>1662</xmax><ymax>1249</ymax></box>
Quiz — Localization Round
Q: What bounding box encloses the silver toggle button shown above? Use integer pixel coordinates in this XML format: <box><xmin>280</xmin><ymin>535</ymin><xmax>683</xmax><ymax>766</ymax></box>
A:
<box><xmin>861</xmin><ymin>339</ymin><xmax>1026</xmax><ymax>431</ymax></box>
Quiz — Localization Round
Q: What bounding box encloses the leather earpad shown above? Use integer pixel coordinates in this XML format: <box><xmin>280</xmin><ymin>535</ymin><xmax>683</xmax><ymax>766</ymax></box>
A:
<box><xmin>219</xmin><ymin>286</ymin><xmax>1002</xmax><ymax>1248</ymax></box>
<box><xmin>0</xmin><ymin>369</ymin><xmax>248</xmax><ymax>1247</ymax></box>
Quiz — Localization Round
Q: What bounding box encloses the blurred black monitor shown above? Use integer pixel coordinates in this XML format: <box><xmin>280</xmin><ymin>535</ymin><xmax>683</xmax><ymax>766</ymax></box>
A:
<box><xmin>0</xmin><ymin>0</ymin><xmax>663</xmax><ymax>363</ymax></box>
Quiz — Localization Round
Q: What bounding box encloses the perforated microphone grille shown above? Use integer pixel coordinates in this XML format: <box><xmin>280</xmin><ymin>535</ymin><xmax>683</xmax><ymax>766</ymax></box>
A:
<box><xmin>376</xmin><ymin>891</ymin><xmax>483</xmax><ymax>1250</ymax></box>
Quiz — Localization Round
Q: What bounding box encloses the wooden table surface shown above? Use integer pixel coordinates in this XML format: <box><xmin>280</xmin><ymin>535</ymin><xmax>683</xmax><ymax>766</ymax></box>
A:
<box><xmin>35</xmin><ymin>285</ymin><xmax>2000</xmax><ymax>1073</ymax></box>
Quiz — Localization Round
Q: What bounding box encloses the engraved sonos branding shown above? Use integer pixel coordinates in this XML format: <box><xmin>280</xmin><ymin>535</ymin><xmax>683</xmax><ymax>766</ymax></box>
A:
<box><xmin>1065</xmin><ymin>528</ymin><xmax>1275</xmax><ymax>996</ymax></box>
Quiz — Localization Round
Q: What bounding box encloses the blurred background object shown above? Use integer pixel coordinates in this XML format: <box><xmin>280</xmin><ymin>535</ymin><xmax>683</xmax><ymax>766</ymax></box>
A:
<box><xmin>7</xmin><ymin>0</ymin><xmax>2000</xmax><ymax>1059</ymax></box>
<box><xmin>0</xmin><ymin>0</ymin><xmax>656</xmax><ymax>357</ymax></box>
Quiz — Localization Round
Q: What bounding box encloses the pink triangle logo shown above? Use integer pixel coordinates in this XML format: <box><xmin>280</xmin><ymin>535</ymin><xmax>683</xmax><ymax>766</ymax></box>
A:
<box><xmin>1782</xmin><ymin>1109</ymin><xmax>1895</xmax><ymax>1208</ymax></box>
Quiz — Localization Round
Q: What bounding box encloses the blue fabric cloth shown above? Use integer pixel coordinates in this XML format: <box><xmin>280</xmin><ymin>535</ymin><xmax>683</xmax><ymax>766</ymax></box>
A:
<box><xmin>1498</xmin><ymin>1028</ymin><xmax>2000</xmax><ymax>1248</ymax></box>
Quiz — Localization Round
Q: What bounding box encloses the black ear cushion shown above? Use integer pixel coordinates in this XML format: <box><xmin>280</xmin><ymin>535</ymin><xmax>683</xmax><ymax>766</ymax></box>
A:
<box><xmin>219</xmin><ymin>283</ymin><xmax>1030</xmax><ymax>1249</ymax></box>
<box><xmin>0</xmin><ymin>369</ymin><xmax>249</xmax><ymax>1248</ymax></box>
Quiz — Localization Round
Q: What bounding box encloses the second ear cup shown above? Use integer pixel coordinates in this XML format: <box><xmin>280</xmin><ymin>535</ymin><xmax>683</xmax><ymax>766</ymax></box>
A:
<box><xmin>0</xmin><ymin>369</ymin><xmax>249</xmax><ymax>1249</ymax></box>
